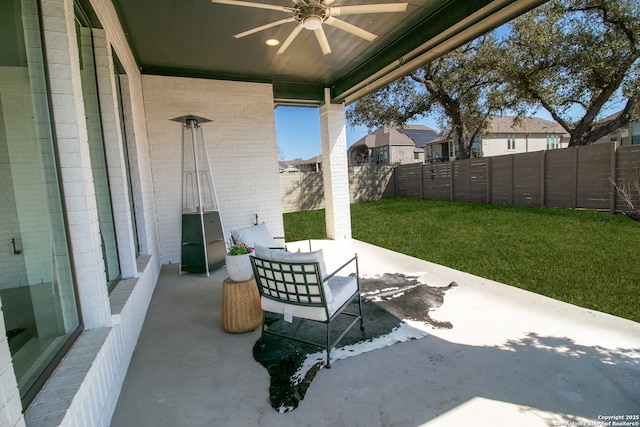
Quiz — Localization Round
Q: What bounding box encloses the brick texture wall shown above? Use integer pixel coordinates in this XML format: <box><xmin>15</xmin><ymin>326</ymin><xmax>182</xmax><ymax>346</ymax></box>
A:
<box><xmin>279</xmin><ymin>165</ymin><xmax>396</xmax><ymax>213</ymax></box>
<box><xmin>143</xmin><ymin>75</ymin><xmax>284</xmax><ymax>264</ymax></box>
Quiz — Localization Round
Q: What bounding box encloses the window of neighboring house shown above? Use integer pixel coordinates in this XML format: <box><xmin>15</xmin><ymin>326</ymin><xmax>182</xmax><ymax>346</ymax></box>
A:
<box><xmin>433</xmin><ymin>144</ymin><xmax>442</xmax><ymax>160</ymax></box>
<box><xmin>507</xmin><ymin>135</ymin><xmax>516</xmax><ymax>150</ymax></box>
<box><xmin>1</xmin><ymin>0</ymin><xmax>82</xmax><ymax>407</ymax></box>
<box><xmin>547</xmin><ymin>134</ymin><xmax>560</xmax><ymax>150</ymax></box>
<box><xmin>448</xmin><ymin>141</ymin><xmax>457</xmax><ymax>160</ymax></box>
<box><xmin>471</xmin><ymin>136</ymin><xmax>482</xmax><ymax>157</ymax></box>
<box><xmin>414</xmin><ymin>152</ymin><xmax>419</xmax><ymax>160</ymax></box>
<box><xmin>620</xmin><ymin>127</ymin><xmax>630</xmax><ymax>145</ymax></box>
<box><xmin>632</xmin><ymin>122</ymin><xmax>640</xmax><ymax>145</ymax></box>
<box><xmin>75</xmin><ymin>11</ymin><xmax>121</xmax><ymax>290</ymax></box>
<box><xmin>374</xmin><ymin>146</ymin><xmax>388</xmax><ymax>164</ymax></box>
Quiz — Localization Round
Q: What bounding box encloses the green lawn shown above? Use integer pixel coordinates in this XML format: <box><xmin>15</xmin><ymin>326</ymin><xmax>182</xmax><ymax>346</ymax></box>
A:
<box><xmin>284</xmin><ymin>198</ymin><xmax>640</xmax><ymax>323</ymax></box>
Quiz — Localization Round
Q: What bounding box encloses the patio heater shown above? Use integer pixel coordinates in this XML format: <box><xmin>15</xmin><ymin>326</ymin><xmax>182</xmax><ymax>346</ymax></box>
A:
<box><xmin>171</xmin><ymin>115</ymin><xmax>226</xmax><ymax>276</ymax></box>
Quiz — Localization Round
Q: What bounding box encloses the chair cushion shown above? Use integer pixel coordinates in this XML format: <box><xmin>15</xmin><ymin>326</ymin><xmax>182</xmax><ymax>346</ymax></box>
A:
<box><xmin>260</xmin><ymin>275</ymin><xmax>358</xmax><ymax>322</ymax></box>
<box><xmin>254</xmin><ymin>245</ymin><xmax>328</xmax><ymax>278</ymax></box>
<box><xmin>231</xmin><ymin>223</ymin><xmax>277</xmax><ymax>248</ymax></box>
<box><xmin>254</xmin><ymin>245</ymin><xmax>331</xmax><ymax>303</ymax></box>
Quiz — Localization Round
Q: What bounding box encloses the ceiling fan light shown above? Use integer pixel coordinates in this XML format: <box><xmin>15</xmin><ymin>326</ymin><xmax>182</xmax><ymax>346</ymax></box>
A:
<box><xmin>265</xmin><ymin>38</ymin><xmax>280</xmax><ymax>46</ymax></box>
<box><xmin>303</xmin><ymin>16</ymin><xmax>322</xmax><ymax>30</ymax></box>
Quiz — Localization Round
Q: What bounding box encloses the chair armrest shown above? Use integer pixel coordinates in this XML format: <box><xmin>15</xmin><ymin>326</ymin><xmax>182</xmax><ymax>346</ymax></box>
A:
<box><xmin>268</xmin><ymin>236</ymin><xmax>286</xmax><ymax>251</ymax></box>
<box><xmin>275</xmin><ymin>236</ymin><xmax>313</xmax><ymax>252</ymax></box>
<box><xmin>323</xmin><ymin>254</ymin><xmax>358</xmax><ymax>283</ymax></box>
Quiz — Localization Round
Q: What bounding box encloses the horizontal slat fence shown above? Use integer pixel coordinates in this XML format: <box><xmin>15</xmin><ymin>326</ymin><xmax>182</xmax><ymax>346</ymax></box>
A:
<box><xmin>396</xmin><ymin>143</ymin><xmax>640</xmax><ymax>213</ymax></box>
<box><xmin>615</xmin><ymin>145</ymin><xmax>640</xmax><ymax>213</ymax></box>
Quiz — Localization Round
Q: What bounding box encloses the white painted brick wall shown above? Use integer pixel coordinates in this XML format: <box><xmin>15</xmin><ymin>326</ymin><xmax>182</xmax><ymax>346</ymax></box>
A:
<box><xmin>0</xmin><ymin>68</ymin><xmax>34</xmax><ymax>289</ymax></box>
<box><xmin>40</xmin><ymin>0</ymin><xmax>112</xmax><ymax>330</ymax></box>
<box><xmin>143</xmin><ymin>75</ymin><xmax>284</xmax><ymax>264</ymax></box>
<box><xmin>320</xmin><ymin>93</ymin><xmax>351</xmax><ymax>240</ymax></box>
<box><xmin>0</xmin><ymin>303</ymin><xmax>26</xmax><ymax>427</ymax></box>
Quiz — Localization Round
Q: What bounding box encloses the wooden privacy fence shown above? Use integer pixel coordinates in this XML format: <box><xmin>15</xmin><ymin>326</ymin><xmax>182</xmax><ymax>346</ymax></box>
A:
<box><xmin>396</xmin><ymin>143</ymin><xmax>640</xmax><ymax>213</ymax></box>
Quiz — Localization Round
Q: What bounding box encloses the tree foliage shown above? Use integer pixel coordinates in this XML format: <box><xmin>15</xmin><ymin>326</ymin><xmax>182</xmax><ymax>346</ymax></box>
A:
<box><xmin>499</xmin><ymin>0</ymin><xmax>640</xmax><ymax>146</ymax></box>
<box><xmin>347</xmin><ymin>0</ymin><xmax>640</xmax><ymax>154</ymax></box>
<box><xmin>347</xmin><ymin>36</ymin><xmax>505</xmax><ymax>159</ymax></box>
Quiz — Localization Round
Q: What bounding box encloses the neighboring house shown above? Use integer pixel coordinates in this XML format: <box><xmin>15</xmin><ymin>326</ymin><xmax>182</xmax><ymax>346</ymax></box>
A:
<box><xmin>279</xmin><ymin>161</ymin><xmax>300</xmax><ymax>173</ymax></box>
<box><xmin>592</xmin><ymin>111</ymin><xmax>640</xmax><ymax>146</ymax></box>
<box><xmin>348</xmin><ymin>125</ymin><xmax>440</xmax><ymax>166</ymax></box>
<box><xmin>425</xmin><ymin>116</ymin><xmax>570</xmax><ymax>161</ymax></box>
<box><xmin>280</xmin><ymin>165</ymin><xmax>301</xmax><ymax>173</ymax></box>
<box><xmin>281</xmin><ymin>155</ymin><xmax>322</xmax><ymax>172</ymax></box>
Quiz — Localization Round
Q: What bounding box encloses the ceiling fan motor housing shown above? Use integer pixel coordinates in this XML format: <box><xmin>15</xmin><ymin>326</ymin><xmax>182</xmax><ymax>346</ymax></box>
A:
<box><xmin>294</xmin><ymin>2</ymin><xmax>330</xmax><ymax>30</ymax></box>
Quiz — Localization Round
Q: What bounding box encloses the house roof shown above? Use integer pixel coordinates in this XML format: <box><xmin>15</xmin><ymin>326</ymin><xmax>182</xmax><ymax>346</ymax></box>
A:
<box><xmin>397</xmin><ymin>126</ymin><xmax>440</xmax><ymax>148</ymax></box>
<box><xmin>487</xmin><ymin>116</ymin><xmax>568</xmax><ymax>136</ymax></box>
<box><xmin>423</xmin><ymin>116</ymin><xmax>569</xmax><ymax>146</ymax></box>
<box><xmin>100</xmin><ymin>0</ymin><xmax>545</xmax><ymax>105</ymax></box>
<box><xmin>287</xmin><ymin>155</ymin><xmax>322</xmax><ymax>165</ymax></box>
<box><xmin>349</xmin><ymin>124</ymin><xmax>440</xmax><ymax>150</ymax></box>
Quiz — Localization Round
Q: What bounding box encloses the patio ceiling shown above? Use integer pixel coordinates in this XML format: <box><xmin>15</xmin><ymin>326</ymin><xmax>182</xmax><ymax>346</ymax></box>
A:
<box><xmin>106</xmin><ymin>0</ymin><xmax>545</xmax><ymax>105</ymax></box>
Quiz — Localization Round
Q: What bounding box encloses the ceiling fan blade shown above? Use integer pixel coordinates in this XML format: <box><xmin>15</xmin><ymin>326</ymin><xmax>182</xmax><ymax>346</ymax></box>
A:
<box><xmin>325</xmin><ymin>16</ymin><xmax>377</xmax><ymax>42</ymax></box>
<box><xmin>331</xmin><ymin>3</ymin><xmax>408</xmax><ymax>16</ymax></box>
<box><xmin>277</xmin><ymin>23</ymin><xmax>304</xmax><ymax>54</ymax></box>
<box><xmin>234</xmin><ymin>17</ymin><xmax>296</xmax><ymax>38</ymax></box>
<box><xmin>314</xmin><ymin>27</ymin><xmax>332</xmax><ymax>55</ymax></box>
<box><xmin>211</xmin><ymin>0</ymin><xmax>293</xmax><ymax>13</ymax></box>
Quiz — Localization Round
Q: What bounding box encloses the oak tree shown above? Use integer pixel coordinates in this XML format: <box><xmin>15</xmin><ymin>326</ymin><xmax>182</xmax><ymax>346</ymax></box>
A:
<box><xmin>498</xmin><ymin>0</ymin><xmax>640</xmax><ymax>146</ymax></box>
<box><xmin>348</xmin><ymin>0</ymin><xmax>640</xmax><ymax>155</ymax></box>
<box><xmin>347</xmin><ymin>35</ymin><xmax>505</xmax><ymax>159</ymax></box>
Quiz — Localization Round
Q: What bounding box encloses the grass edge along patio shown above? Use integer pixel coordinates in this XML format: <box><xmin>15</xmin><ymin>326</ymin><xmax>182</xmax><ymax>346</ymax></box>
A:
<box><xmin>284</xmin><ymin>198</ymin><xmax>640</xmax><ymax>323</ymax></box>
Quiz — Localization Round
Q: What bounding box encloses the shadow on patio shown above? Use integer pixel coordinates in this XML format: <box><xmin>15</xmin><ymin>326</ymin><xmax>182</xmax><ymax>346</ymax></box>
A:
<box><xmin>110</xmin><ymin>239</ymin><xmax>640</xmax><ymax>427</ymax></box>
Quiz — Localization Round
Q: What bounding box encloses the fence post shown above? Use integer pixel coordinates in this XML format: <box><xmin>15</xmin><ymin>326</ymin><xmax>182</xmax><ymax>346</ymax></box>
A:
<box><xmin>487</xmin><ymin>157</ymin><xmax>492</xmax><ymax>204</ymax></box>
<box><xmin>420</xmin><ymin>163</ymin><xmax>424</xmax><ymax>199</ymax></box>
<box><xmin>510</xmin><ymin>156</ymin><xmax>515</xmax><ymax>206</ymax></box>
<box><xmin>449</xmin><ymin>161</ymin><xmax>454</xmax><ymax>201</ymax></box>
<box><xmin>467</xmin><ymin>160</ymin><xmax>471</xmax><ymax>202</ymax></box>
<box><xmin>540</xmin><ymin>150</ymin><xmax>546</xmax><ymax>207</ymax></box>
<box><xmin>609</xmin><ymin>141</ymin><xmax>618</xmax><ymax>214</ymax></box>
<box><xmin>573</xmin><ymin>147</ymin><xmax>578</xmax><ymax>209</ymax></box>
<box><xmin>394</xmin><ymin>165</ymin><xmax>398</xmax><ymax>197</ymax></box>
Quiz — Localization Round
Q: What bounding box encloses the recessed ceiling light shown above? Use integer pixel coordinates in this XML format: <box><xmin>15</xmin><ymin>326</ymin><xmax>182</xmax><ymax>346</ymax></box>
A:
<box><xmin>265</xmin><ymin>39</ymin><xmax>280</xmax><ymax>47</ymax></box>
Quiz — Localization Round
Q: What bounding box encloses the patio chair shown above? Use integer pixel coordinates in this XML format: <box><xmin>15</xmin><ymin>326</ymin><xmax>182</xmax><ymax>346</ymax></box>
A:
<box><xmin>250</xmin><ymin>246</ymin><xmax>364</xmax><ymax>368</ymax></box>
<box><xmin>231</xmin><ymin>220</ymin><xmax>312</xmax><ymax>252</ymax></box>
<box><xmin>231</xmin><ymin>222</ymin><xmax>285</xmax><ymax>250</ymax></box>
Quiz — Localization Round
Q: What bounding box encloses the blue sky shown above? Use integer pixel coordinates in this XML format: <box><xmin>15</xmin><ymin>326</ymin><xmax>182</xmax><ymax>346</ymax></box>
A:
<box><xmin>275</xmin><ymin>105</ymin><xmax>439</xmax><ymax>161</ymax></box>
<box><xmin>274</xmin><ymin>102</ymin><xmax>622</xmax><ymax>161</ymax></box>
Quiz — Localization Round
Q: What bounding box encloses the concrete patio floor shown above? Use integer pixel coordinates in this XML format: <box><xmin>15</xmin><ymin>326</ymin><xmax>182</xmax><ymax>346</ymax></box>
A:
<box><xmin>110</xmin><ymin>239</ymin><xmax>640</xmax><ymax>427</ymax></box>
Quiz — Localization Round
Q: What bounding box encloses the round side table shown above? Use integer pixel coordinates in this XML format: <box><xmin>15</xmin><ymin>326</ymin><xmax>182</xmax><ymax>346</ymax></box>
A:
<box><xmin>221</xmin><ymin>277</ymin><xmax>262</xmax><ymax>333</ymax></box>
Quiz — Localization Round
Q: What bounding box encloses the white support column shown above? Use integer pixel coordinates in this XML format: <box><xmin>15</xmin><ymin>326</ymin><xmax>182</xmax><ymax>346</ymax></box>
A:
<box><xmin>319</xmin><ymin>88</ymin><xmax>352</xmax><ymax>239</ymax></box>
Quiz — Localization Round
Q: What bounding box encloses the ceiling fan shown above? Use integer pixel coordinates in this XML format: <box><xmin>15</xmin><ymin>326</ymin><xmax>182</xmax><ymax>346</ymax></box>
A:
<box><xmin>211</xmin><ymin>0</ymin><xmax>408</xmax><ymax>55</ymax></box>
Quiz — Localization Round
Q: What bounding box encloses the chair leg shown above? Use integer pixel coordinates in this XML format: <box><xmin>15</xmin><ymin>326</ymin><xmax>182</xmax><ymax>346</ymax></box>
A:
<box><xmin>326</xmin><ymin>323</ymin><xmax>331</xmax><ymax>369</ymax></box>
<box><xmin>358</xmin><ymin>295</ymin><xmax>364</xmax><ymax>331</ymax></box>
<box><xmin>258</xmin><ymin>316</ymin><xmax>267</xmax><ymax>348</ymax></box>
